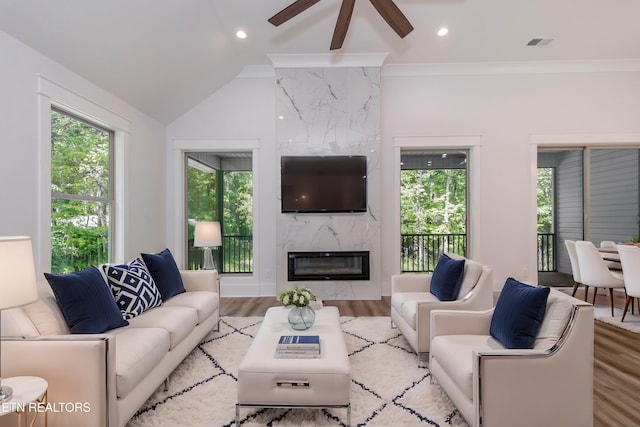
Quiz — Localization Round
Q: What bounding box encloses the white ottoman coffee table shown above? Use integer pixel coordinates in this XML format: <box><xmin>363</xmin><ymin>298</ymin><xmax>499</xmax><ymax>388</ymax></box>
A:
<box><xmin>236</xmin><ymin>306</ymin><xmax>351</xmax><ymax>426</ymax></box>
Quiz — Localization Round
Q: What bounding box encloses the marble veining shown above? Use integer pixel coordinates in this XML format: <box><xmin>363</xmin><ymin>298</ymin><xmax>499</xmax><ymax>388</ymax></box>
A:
<box><xmin>275</xmin><ymin>67</ymin><xmax>382</xmax><ymax>300</ymax></box>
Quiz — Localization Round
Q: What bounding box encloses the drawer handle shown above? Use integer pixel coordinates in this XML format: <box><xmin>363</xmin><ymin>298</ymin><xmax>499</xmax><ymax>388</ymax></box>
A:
<box><xmin>276</xmin><ymin>380</ymin><xmax>310</xmax><ymax>388</ymax></box>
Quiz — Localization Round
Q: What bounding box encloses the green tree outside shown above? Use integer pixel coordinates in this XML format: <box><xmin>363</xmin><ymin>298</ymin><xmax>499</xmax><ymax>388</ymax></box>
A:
<box><xmin>51</xmin><ymin>110</ymin><xmax>111</xmax><ymax>273</ymax></box>
<box><xmin>186</xmin><ymin>162</ymin><xmax>253</xmax><ymax>272</ymax></box>
<box><xmin>400</xmin><ymin>169</ymin><xmax>466</xmax><ymax>235</ymax></box>
<box><xmin>400</xmin><ymin>168</ymin><xmax>467</xmax><ymax>271</ymax></box>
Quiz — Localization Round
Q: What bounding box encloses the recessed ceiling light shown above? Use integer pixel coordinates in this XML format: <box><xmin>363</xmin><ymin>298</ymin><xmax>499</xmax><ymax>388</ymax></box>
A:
<box><xmin>236</xmin><ymin>30</ymin><xmax>247</xmax><ymax>39</ymax></box>
<box><xmin>437</xmin><ymin>27</ymin><xmax>449</xmax><ymax>37</ymax></box>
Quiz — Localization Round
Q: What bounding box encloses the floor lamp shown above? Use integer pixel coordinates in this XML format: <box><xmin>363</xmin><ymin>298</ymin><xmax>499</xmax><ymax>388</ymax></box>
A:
<box><xmin>0</xmin><ymin>236</ymin><xmax>39</xmax><ymax>402</ymax></box>
<box><xmin>194</xmin><ymin>222</ymin><xmax>221</xmax><ymax>270</ymax></box>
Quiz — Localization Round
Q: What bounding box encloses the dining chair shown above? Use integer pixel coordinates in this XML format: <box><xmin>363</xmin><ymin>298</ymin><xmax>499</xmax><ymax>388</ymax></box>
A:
<box><xmin>575</xmin><ymin>240</ymin><xmax>625</xmax><ymax>317</ymax></box>
<box><xmin>616</xmin><ymin>244</ymin><xmax>640</xmax><ymax>321</ymax></box>
<box><xmin>565</xmin><ymin>240</ymin><xmax>588</xmax><ymax>301</ymax></box>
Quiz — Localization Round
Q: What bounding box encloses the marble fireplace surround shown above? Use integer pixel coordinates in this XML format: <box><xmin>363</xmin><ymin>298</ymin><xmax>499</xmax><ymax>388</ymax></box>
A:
<box><xmin>273</xmin><ymin>54</ymin><xmax>384</xmax><ymax>300</ymax></box>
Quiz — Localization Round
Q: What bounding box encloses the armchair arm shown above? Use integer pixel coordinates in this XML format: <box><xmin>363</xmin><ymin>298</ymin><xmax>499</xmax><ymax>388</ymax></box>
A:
<box><xmin>180</xmin><ymin>270</ymin><xmax>218</xmax><ymax>293</ymax></box>
<box><xmin>1</xmin><ymin>335</ymin><xmax>115</xmax><ymax>427</ymax></box>
<box><xmin>392</xmin><ymin>273</ymin><xmax>432</xmax><ymax>293</ymax></box>
<box><xmin>430</xmin><ymin>308</ymin><xmax>494</xmax><ymax>338</ymax></box>
<box><xmin>473</xmin><ymin>303</ymin><xmax>593</xmax><ymax>427</ymax></box>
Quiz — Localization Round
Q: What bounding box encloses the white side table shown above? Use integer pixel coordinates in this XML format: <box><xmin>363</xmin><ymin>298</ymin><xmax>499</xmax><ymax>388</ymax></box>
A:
<box><xmin>0</xmin><ymin>376</ymin><xmax>48</xmax><ymax>427</ymax></box>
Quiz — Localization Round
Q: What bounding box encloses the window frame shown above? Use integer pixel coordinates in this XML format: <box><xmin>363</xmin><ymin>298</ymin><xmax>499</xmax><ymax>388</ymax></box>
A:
<box><xmin>392</xmin><ymin>136</ymin><xmax>482</xmax><ymax>275</ymax></box>
<box><xmin>399</xmin><ymin>149</ymin><xmax>469</xmax><ymax>272</ymax></box>
<box><xmin>37</xmin><ymin>75</ymin><xmax>130</xmax><ymax>273</ymax></box>
<box><xmin>50</xmin><ymin>107</ymin><xmax>116</xmax><ymax>271</ymax></box>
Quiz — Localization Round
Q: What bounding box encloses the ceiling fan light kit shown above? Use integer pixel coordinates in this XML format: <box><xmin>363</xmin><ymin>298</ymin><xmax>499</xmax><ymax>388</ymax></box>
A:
<box><xmin>268</xmin><ymin>0</ymin><xmax>414</xmax><ymax>50</ymax></box>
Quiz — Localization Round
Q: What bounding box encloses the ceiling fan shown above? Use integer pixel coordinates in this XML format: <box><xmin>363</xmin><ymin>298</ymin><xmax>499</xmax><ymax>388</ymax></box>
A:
<box><xmin>268</xmin><ymin>0</ymin><xmax>414</xmax><ymax>50</ymax></box>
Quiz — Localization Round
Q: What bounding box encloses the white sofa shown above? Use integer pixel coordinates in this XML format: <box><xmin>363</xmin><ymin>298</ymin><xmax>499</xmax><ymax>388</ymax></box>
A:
<box><xmin>0</xmin><ymin>269</ymin><xmax>219</xmax><ymax>427</ymax></box>
<box><xmin>391</xmin><ymin>253</ymin><xmax>493</xmax><ymax>364</ymax></box>
<box><xmin>429</xmin><ymin>288</ymin><xmax>594</xmax><ymax>427</ymax></box>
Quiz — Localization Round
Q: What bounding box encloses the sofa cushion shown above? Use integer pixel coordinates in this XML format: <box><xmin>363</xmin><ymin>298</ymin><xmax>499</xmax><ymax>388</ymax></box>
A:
<box><xmin>164</xmin><ymin>291</ymin><xmax>219</xmax><ymax>324</ymax></box>
<box><xmin>45</xmin><ymin>267</ymin><xmax>128</xmax><ymax>334</ymax></box>
<box><xmin>430</xmin><ymin>254</ymin><xmax>465</xmax><ymax>301</ymax></box>
<box><xmin>458</xmin><ymin>259</ymin><xmax>483</xmax><ymax>299</ymax></box>
<box><xmin>490</xmin><ymin>278</ymin><xmax>550</xmax><ymax>349</ymax></box>
<box><xmin>141</xmin><ymin>248</ymin><xmax>185</xmax><ymax>300</ymax></box>
<box><xmin>391</xmin><ymin>292</ymin><xmax>439</xmax><ymax>329</ymax></box>
<box><xmin>101</xmin><ymin>258</ymin><xmax>163</xmax><ymax>320</ymax></box>
<box><xmin>126</xmin><ymin>306</ymin><xmax>198</xmax><ymax>349</ymax></box>
<box><xmin>111</xmin><ymin>327</ymin><xmax>170</xmax><ymax>398</ymax></box>
<box><xmin>1</xmin><ymin>308</ymin><xmax>40</xmax><ymax>337</ymax></box>
<box><xmin>534</xmin><ymin>293</ymin><xmax>573</xmax><ymax>350</ymax></box>
<box><xmin>431</xmin><ymin>334</ymin><xmax>505</xmax><ymax>401</ymax></box>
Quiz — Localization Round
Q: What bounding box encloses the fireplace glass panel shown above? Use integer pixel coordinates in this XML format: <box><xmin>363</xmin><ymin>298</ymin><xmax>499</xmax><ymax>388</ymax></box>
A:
<box><xmin>288</xmin><ymin>251</ymin><xmax>370</xmax><ymax>281</ymax></box>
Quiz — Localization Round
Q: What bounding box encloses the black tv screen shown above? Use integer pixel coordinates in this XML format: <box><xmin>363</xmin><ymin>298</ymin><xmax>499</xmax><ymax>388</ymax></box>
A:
<box><xmin>281</xmin><ymin>156</ymin><xmax>367</xmax><ymax>213</ymax></box>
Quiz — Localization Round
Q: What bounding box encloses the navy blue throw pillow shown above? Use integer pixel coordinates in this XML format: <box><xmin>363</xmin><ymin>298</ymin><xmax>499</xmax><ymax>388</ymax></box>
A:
<box><xmin>490</xmin><ymin>278</ymin><xmax>550</xmax><ymax>349</ymax></box>
<box><xmin>429</xmin><ymin>254</ymin><xmax>465</xmax><ymax>301</ymax></box>
<box><xmin>140</xmin><ymin>248</ymin><xmax>185</xmax><ymax>300</ymax></box>
<box><xmin>45</xmin><ymin>266</ymin><xmax>128</xmax><ymax>334</ymax></box>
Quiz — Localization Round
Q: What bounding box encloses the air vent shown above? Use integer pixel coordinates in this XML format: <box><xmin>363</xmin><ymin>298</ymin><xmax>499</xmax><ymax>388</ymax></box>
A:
<box><xmin>527</xmin><ymin>38</ymin><xmax>554</xmax><ymax>46</ymax></box>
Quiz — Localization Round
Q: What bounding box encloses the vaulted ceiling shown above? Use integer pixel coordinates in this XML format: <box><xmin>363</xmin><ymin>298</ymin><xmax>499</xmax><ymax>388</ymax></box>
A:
<box><xmin>1</xmin><ymin>0</ymin><xmax>639</xmax><ymax>124</ymax></box>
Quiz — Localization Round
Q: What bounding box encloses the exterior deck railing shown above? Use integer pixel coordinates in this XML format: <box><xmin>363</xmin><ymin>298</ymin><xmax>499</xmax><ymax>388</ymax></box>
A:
<box><xmin>537</xmin><ymin>233</ymin><xmax>555</xmax><ymax>272</ymax></box>
<box><xmin>401</xmin><ymin>233</ymin><xmax>467</xmax><ymax>272</ymax></box>
<box><xmin>189</xmin><ymin>234</ymin><xmax>253</xmax><ymax>273</ymax></box>
<box><xmin>401</xmin><ymin>233</ymin><xmax>556</xmax><ymax>273</ymax></box>
<box><xmin>222</xmin><ymin>234</ymin><xmax>253</xmax><ymax>273</ymax></box>
<box><xmin>204</xmin><ymin>232</ymin><xmax>553</xmax><ymax>275</ymax></box>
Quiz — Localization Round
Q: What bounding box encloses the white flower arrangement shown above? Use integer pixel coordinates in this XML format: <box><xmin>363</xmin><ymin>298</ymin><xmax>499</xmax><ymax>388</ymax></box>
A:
<box><xmin>279</xmin><ymin>286</ymin><xmax>317</xmax><ymax>308</ymax></box>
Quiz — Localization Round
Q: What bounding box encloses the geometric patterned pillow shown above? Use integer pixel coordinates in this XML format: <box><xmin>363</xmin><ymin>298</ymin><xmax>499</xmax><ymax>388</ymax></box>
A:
<box><xmin>101</xmin><ymin>258</ymin><xmax>163</xmax><ymax>320</ymax></box>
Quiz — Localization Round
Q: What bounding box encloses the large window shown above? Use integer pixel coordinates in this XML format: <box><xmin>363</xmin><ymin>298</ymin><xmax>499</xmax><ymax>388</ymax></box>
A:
<box><xmin>186</xmin><ymin>153</ymin><xmax>253</xmax><ymax>273</ymax></box>
<box><xmin>537</xmin><ymin>167</ymin><xmax>555</xmax><ymax>271</ymax></box>
<box><xmin>537</xmin><ymin>148</ymin><xmax>640</xmax><ymax>277</ymax></box>
<box><xmin>400</xmin><ymin>150</ymin><xmax>468</xmax><ymax>272</ymax></box>
<box><xmin>50</xmin><ymin>109</ymin><xmax>113</xmax><ymax>273</ymax></box>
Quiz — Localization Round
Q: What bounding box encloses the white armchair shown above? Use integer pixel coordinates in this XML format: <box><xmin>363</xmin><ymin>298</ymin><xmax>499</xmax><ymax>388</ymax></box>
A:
<box><xmin>390</xmin><ymin>253</ymin><xmax>493</xmax><ymax>364</ymax></box>
<box><xmin>429</xmin><ymin>288</ymin><xmax>594</xmax><ymax>427</ymax></box>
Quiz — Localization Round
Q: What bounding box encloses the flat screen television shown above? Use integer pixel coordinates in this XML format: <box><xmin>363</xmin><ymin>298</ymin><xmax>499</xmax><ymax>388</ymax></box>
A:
<box><xmin>281</xmin><ymin>155</ymin><xmax>367</xmax><ymax>213</ymax></box>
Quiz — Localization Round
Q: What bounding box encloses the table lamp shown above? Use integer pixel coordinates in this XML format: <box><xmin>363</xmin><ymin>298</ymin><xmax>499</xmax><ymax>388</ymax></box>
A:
<box><xmin>0</xmin><ymin>236</ymin><xmax>39</xmax><ymax>402</ymax></box>
<box><xmin>194</xmin><ymin>222</ymin><xmax>221</xmax><ymax>270</ymax></box>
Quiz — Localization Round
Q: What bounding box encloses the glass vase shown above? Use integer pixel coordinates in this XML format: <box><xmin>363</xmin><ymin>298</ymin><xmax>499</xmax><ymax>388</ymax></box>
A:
<box><xmin>288</xmin><ymin>305</ymin><xmax>316</xmax><ymax>331</ymax></box>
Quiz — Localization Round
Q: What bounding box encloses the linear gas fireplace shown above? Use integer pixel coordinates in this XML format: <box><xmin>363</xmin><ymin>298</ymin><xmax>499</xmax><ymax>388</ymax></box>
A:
<box><xmin>288</xmin><ymin>251</ymin><xmax>370</xmax><ymax>281</ymax></box>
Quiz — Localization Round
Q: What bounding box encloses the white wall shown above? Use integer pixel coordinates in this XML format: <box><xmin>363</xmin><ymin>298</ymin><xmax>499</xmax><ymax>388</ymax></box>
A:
<box><xmin>169</xmin><ymin>62</ymin><xmax>640</xmax><ymax>296</ymax></box>
<box><xmin>167</xmin><ymin>71</ymin><xmax>277</xmax><ymax>296</ymax></box>
<box><xmin>0</xmin><ymin>30</ymin><xmax>167</xmax><ymax>276</ymax></box>
<box><xmin>380</xmin><ymin>67</ymin><xmax>640</xmax><ymax>290</ymax></box>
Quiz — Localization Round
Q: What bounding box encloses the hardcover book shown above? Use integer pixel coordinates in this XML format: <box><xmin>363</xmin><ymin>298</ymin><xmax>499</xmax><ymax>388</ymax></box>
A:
<box><xmin>277</xmin><ymin>335</ymin><xmax>320</xmax><ymax>350</ymax></box>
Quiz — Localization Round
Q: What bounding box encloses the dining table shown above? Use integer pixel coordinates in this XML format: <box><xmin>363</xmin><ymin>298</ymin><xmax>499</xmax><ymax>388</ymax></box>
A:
<box><xmin>597</xmin><ymin>243</ymin><xmax>640</xmax><ymax>271</ymax></box>
<box><xmin>598</xmin><ymin>246</ymin><xmax>621</xmax><ymax>262</ymax></box>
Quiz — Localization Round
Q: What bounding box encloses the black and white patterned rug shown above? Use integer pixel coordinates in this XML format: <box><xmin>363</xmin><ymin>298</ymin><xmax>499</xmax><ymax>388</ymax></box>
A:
<box><xmin>127</xmin><ymin>316</ymin><xmax>468</xmax><ymax>426</ymax></box>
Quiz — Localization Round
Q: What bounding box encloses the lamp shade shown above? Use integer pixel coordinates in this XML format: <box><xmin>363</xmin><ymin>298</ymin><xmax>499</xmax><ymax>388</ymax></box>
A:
<box><xmin>194</xmin><ymin>222</ymin><xmax>222</xmax><ymax>248</ymax></box>
<box><xmin>0</xmin><ymin>236</ymin><xmax>38</xmax><ymax>310</ymax></box>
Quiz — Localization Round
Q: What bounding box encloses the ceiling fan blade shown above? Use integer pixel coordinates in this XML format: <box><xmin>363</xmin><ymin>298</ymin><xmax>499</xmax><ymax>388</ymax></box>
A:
<box><xmin>268</xmin><ymin>0</ymin><xmax>321</xmax><ymax>26</ymax></box>
<box><xmin>369</xmin><ymin>0</ymin><xmax>414</xmax><ymax>38</ymax></box>
<box><xmin>330</xmin><ymin>0</ymin><xmax>356</xmax><ymax>50</ymax></box>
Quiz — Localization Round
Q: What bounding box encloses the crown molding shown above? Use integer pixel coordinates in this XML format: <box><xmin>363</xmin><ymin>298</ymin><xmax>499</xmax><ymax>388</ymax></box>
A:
<box><xmin>382</xmin><ymin>59</ymin><xmax>640</xmax><ymax>76</ymax></box>
<box><xmin>237</xmin><ymin>58</ymin><xmax>640</xmax><ymax>79</ymax></box>
<box><xmin>268</xmin><ymin>53</ymin><xmax>389</xmax><ymax>68</ymax></box>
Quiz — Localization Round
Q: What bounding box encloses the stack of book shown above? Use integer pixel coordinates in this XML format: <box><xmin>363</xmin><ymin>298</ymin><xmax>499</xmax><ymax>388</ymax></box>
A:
<box><xmin>274</xmin><ymin>335</ymin><xmax>321</xmax><ymax>358</ymax></box>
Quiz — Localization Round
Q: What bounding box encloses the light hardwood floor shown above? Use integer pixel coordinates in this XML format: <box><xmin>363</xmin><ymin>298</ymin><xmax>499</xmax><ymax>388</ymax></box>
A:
<box><xmin>220</xmin><ymin>292</ymin><xmax>640</xmax><ymax>427</ymax></box>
